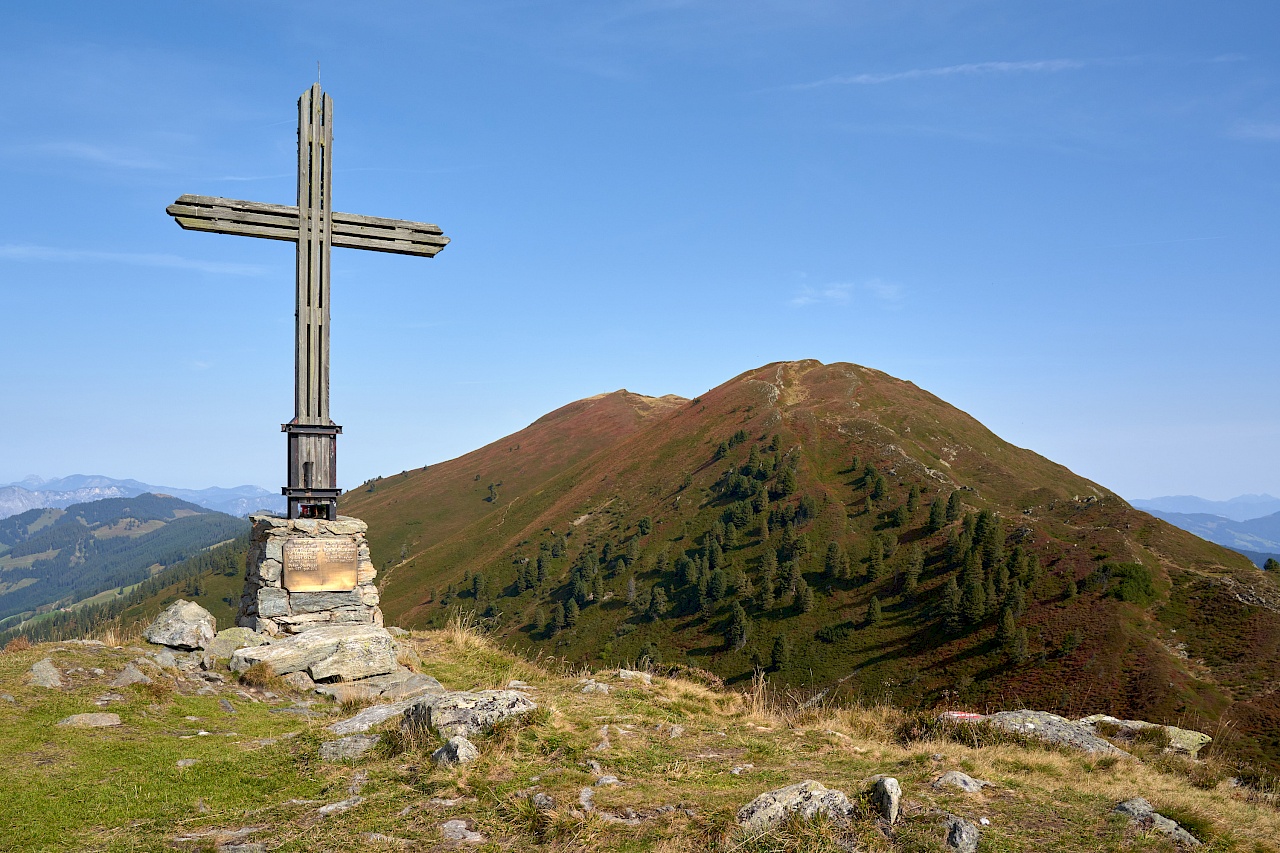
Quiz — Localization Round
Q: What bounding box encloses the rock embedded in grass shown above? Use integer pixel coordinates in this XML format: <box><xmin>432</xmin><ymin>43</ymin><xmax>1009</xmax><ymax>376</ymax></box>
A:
<box><xmin>944</xmin><ymin>815</ymin><xmax>980</xmax><ymax>852</ymax></box>
<box><xmin>319</xmin><ymin>734</ymin><xmax>381</xmax><ymax>762</ymax></box>
<box><xmin>57</xmin><ymin>712</ymin><xmax>122</xmax><ymax>728</ymax></box>
<box><xmin>143</xmin><ymin>599</ymin><xmax>216</xmax><ymax>651</ymax></box>
<box><xmin>432</xmin><ymin>735</ymin><xmax>479</xmax><ymax>767</ymax></box>
<box><xmin>870</xmin><ymin>775</ymin><xmax>902</xmax><ymax>824</ymax></box>
<box><xmin>1078</xmin><ymin>714</ymin><xmax>1212</xmax><ymax>758</ymax></box>
<box><xmin>109</xmin><ymin>664</ymin><xmax>152</xmax><ymax>687</ymax></box>
<box><xmin>934</xmin><ymin>770</ymin><xmax>990</xmax><ymax>793</ymax></box>
<box><xmin>28</xmin><ymin>658</ymin><xmax>63</xmax><ymax>688</ymax></box>
<box><xmin>1114</xmin><ymin>798</ymin><xmax>1201</xmax><ymax>846</ymax></box>
<box><xmin>403</xmin><ymin>689</ymin><xmax>537</xmax><ymax>738</ymax></box>
<box><xmin>440</xmin><ymin>819</ymin><xmax>484</xmax><ymax>843</ymax></box>
<box><xmin>735</xmin><ymin>780</ymin><xmax>856</xmax><ymax>832</ymax></box>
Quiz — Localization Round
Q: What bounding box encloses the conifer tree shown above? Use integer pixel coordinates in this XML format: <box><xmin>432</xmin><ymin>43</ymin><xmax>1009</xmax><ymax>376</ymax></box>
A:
<box><xmin>962</xmin><ymin>575</ymin><xmax>986</xmax><ymax>625</ymax></box>
<box><xmin>1066</xmin><ymin>579</ymin><xmax>1078</xmax><ymax>601</ymax></box>
<box><xmin>904</xmin><ymin>545</ymin><xmax>923</xmax><ymax>599</ymax></box>
<box><xmin>867</xmin><ymin>539</ymin><xmax>885</xmax><ymax>582</ymax></box>
<box><xmin>984</xmin><ymin>573</ymin><xmax>998</xmax><ymax>617</ymax></box>
<box><xmin>626</xmin><ymin>575</ymin><xmax>637</xmax><ymax>605</ymax></box>
<box><xmin>928</xmin><ymin>496</ymin><xmax>947</xmax><ymax>532</ymax></box>
<box><xmin>824</xmin><ymin>541</ymin><xmax>845</xmax><ymax>581</ymax></box>
<box><xmin>709</xmin><ymin>570</ymin><xmax>728</xmax><ymax>601</ymax></box>
<box><xmin>564</xmin><ymin>597</ymin><xmax>580</xmax><ymax>627</ymax></box>
<box><xmin>536</xmin><ymin>553</ymin><xmax>549</xmax><ymax>584</ymax></box>
<box><xmin>997</xmin><ymin>606</ymin><xmax>1018</xmax><ymax>658</ymax></box>
<box><xmin>942</xmin><ymin>577</ymin><xmax>963</xmax><ymax>631</ymax></box>
<box><xmin>771</xmin><ymin>634</ymin><xmax>791</xmax><ymax>671</ymax></box>
<box><xmin>533</xmin><ymin>607</ymin><xmax>548</xmax><ymax>634</ymax></box>
<box><xmin>551</xmin><ymin>602</ymin><xmax>566</xmax><ymax>631</ymax></box>
<box><xmin>760</xmin><ymin>562</ymin><xmax>777</xmax><ymax>610</ymax></box>
<box><xmin>1266</xmin><ymin>558</ymin><xmax>1279</xmax><ymax>572</ymax></box>
<box><xmin>867</xmin><ymin>596</ymin><xmax>882</xmax><ymax>627</ymax></box>
<box><xmin>647</xmin><ymin>586</ymin><xmax>668</xmax><ymax>621</ymax></box>
<box><xmin>946</xmin><ymin>490</ymin><xmax>963</xmax><ymax>522</ymax></box>
<box><xmin>726</xmin><ymin>602</ymin><xmax>750</xmax><ymax>650</ymax></box>
<box><xmin>591</xmin><ymin>573</ymin><xmax>604</xmax><ymax>602</ymax></box>
<box><xmin>796</xmin><ymin>577</ymin><xmax>814</xmax><ymax>612</ymax></box>
<box><xmin>907</xmin><ymin>484</ymin><xmax>921</xmax><ymax>513</ymax></box>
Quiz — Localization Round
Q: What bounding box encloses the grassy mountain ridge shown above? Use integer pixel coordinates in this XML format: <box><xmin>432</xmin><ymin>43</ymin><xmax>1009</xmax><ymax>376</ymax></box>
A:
<box><xmin>0</xmin><ymin>494</ymin><xmax>247</xmax><ymax>626</ymax></box>
<box><xmin>339</xmin><ymin>361</ymin><xmax>1280</xmax><ymax>771</ymax></box>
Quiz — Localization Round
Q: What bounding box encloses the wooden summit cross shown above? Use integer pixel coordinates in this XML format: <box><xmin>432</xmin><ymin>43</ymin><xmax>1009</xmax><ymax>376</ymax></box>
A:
<box><xmin>167</xmin><ymin>84</ymin><xmax>449</xmax><ymax>520</ymax></box>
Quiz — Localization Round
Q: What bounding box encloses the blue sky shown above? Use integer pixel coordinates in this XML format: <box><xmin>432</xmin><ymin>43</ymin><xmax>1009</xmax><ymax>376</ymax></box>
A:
<box><xmin>2</xmin><ymin>1</ymin><xmax>1277</xmax><ymax>501</ymax></box>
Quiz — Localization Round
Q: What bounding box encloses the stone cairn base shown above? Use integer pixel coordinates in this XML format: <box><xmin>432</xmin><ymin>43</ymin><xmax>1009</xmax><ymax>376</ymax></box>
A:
<box><xmin>238</xmin><ymin>514</ymin><xmax>383</xmax><ymax>636</ymax></box>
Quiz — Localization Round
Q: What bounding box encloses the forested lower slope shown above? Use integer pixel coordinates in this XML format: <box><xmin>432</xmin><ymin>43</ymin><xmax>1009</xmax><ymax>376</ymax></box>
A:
<box><xmin>0</xmin><ymin>494</ymin><xmax>246</xmax><ymax>625</ymax></box>
<box><xmin>340</xmin><ymin>360</ymin><xmax>1280</xmax><ymax>773</ymax></box>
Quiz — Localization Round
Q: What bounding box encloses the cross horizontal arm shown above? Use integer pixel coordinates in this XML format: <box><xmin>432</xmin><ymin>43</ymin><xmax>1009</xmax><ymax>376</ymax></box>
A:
<box><xmin>166</xmin><ymin>194</ymin><xmax>450</xmax><ymax>257</ymax></box>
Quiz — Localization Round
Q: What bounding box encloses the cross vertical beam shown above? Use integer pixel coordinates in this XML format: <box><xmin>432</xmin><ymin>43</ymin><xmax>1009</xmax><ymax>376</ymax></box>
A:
<box><xmin>284</xmin><ymin>84</ymin><xmax>340</xmax><ymax>519</ymax></box>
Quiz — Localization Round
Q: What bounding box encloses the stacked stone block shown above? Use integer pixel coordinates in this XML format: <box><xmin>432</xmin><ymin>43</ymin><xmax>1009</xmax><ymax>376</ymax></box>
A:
<box><xmin>238</xmin><ymin>514</ymin><xmax>383</xmax><ymax>636</ymax></box>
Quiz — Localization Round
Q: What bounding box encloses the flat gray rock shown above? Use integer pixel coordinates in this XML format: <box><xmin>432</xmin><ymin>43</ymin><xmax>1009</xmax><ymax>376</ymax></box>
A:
<box><xmin>431</xmin><ymin>735</ymin><xmax>479</xmax><ymax>767</ymax></box>
<box><xmin>319</xmin><ymin>734</ymin><xmax>381</xmax><ymax>762</ymax></box>
<box><xmin>1115</xmin><ymin>797</ymin><xmax>1201</xmax><ymax>846</ymax></box>
<box><xmin>205</xmin><ymin>627</ymin><xmax>269</xmax><ymax>660</ymax></box>
<box><xmin>28</xmin><ymin>658</ymin><xmax>62</xmax><ymax>689</ymax></box>
<box><xmin>736</xmin><ymin>780</ymin><xmax>855</xmax><ymax>831</ymax></box>
<box><xmin>328</xmin><ymin>697</ymin><xmax>423</xmax><ymax>735</ymax></box>
<box><xmin>404</xmin><ymin>689</ymin><xmax>536</xmax><ymax>738</ymax></box>
<box><xmin>230</xmin><ymin>625</ymin><xmax>398</xmax><ymax>682</ymax></box>
<box><xmin>57</xmin><ymin>712</ymin><xmax>121</xmax><ymax>728</ymax></box>
<box><xmin>144</xmin><ymin>599</ymin><xmax>216</xmax><ymax>650</ymax></box>
<box><xmin>109</xmin><ymin>664</ymin><xmax>152</xmax><ymax>688</ymax></box>
<box><xmin>934</xmin><ymin>770</ymin><xmax>989</xmax><ymax>793</ymax></box>
<box><xmin>317</xmin><ymin>795</ymin><xmax>364</xmax><ymax>816</ymax></box>
<box><xmin>440</xmin><ymin>819</ymin><xmax>483</xmax><ymax>843</ymax></box>
<box><xmin>985</xmin><ymin>710</ymin><xmax>1127</xmax><ymax>755</ymax></box>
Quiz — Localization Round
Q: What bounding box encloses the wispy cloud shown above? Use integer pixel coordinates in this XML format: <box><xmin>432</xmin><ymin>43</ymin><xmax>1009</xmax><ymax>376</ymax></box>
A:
<box><xmin>1229</xmin><ymin>120</ymin><xmax>1280</xmax><ymax>141</ymax></box>
<box><xmin>790</xmin><ymin>279</ymin><xmax>903</xmax><ymax>307</ymax></box>
<box><xmin>29</xmin><ymin>141</ymin><xmax>166</xmax><ymax>170</ymax></box>
<box><xmin>780</xmin><ymin>59</ymin><xmax>1086</xmax><ymax>91</ymax></box>
<box><xmin>0</xmin><ymin>244</ymin><xmax>267</xmax><ymax>276</ymax></box>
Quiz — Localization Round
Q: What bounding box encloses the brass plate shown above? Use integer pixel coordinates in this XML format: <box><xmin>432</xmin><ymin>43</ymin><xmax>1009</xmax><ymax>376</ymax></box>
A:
<box><xmin>283</xmin><ymin>539</ymin><xmax>359</xmax><ymax>591</ymax></box>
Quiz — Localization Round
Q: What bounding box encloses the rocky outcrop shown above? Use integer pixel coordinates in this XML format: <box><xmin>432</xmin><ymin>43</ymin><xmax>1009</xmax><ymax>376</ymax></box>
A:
<box><xmin>143</xmin><ymin>600</ymin><xmax>216</xmax><ymax>651</ymax></box>
<box><xmin>1115</xmin><ymin>798</ymin><xmax>1201</xmax><ymax>846</ymax></box>
<box><xmin>982</xmin><ymin>710</ymin><xmax>1127</xmax><ymax>755</ymax></box>
<box><xmin>229</xmin><ymin>625</ymin><xmax>398</xmax><ymax>682</ymax></box>
<box><xmin>403</xmin><ymin>689</ymin><xmax>537</xmax><ymax>738</ymax></box>
<box><xmin>1078</xmin><ymin>715</ymin><xmax>1212</xmax><ymax>758</ymax></box>
<box><xmin>735</xmin><ymin>780</ymin><xmax>855</xmax><ymax>831</ymax></box>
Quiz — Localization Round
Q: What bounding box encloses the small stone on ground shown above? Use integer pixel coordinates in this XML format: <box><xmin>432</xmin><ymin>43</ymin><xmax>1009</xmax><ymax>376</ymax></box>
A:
<box><xmin>319</xmin><ymin>734</ymin><xmax>381</xmax><ymax>762</ymax></box>
<box><xmin>945</xmin><ymin>815</ymin><xmax>980</xmax><ymax>853</ymax></box>
<box><xmin>28</xmin><ymin>658</ymin><xmax>63</xmax><ymax>688</ymax></box>
<box><xmin>935</xmin><ymin>770</ymin><xmax>989</xmax><ymax>793</ymax></box>
<box><xmin>440</xmin><ymin>819</ymin><xmax>484</xmax><ymax>843</ymax></box>
<box><xmin>57</xmin><ymin>712</ymin><xmax>121</xmax><ymax>728</ymax></box>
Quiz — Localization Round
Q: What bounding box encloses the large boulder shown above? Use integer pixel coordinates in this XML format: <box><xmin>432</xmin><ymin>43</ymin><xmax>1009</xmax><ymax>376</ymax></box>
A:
<box><xmin>403</xmin><ymin>689</ymin><xmax>537</xmax><ymax>738</ymax></box>
<box><xmin>1078</xmin><ymin>714</ymin><xmax>1212</xmax><ymax>758</ymax></box>
<box><xmin>735</xmin><ymin>780</ymin><xmax>856</xmax><ymax>832</ymax></box>
<box><xmin>984</xmin><ymin>710</ymin><xmax>1127</xmax><ymax>755</ymax></box>
<box><xmin>230</xmin><ymin>625</ymin><xmax>398</xmax><ymax>682</ymax></box>
<box><xmin>143</xmin><ymin>600</ymin><xmax>216</xmax><ymax>651</ymax></box>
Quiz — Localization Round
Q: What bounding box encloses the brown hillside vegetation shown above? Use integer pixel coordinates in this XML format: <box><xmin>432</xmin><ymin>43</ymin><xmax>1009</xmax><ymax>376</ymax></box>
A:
<box><xmin>342</xmin><ymin>360</ymin><xmax>1280</xmax><ymax>773</ymax></box>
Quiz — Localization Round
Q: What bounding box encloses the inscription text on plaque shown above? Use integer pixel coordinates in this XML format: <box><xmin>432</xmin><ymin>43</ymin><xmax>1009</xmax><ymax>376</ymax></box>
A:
<box><xmin>283</xmin><ymin>539</ymin><xmax>359</xmax><ymax>592</ymax></box>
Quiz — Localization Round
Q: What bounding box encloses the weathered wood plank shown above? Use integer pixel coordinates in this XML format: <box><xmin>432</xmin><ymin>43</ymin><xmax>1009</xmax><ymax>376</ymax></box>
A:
<box><xmin>331</xmin><ymin>210</ymin><xmax>444</xmax><ymax>234</ymax></box>
<box><xmin>171</xmin><ymin>216</ymin><xmax>298</xmax><ymax>242</ymax></box>
<box><xmin>331</xmin><ymin>234</ymin><xmax>447</xmax><ymax>256</ymax></box>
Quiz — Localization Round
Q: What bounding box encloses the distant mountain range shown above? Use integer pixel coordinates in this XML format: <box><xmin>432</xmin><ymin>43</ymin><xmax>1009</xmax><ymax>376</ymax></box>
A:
<box><xmin>0</xmin><ymin>493</ymin><xmax>247</xmax><ymax>626</ymax></box>
<box><xmin>1131</xmin><ymin>493</ymin><xmax>1280</xmax><ymax>522</ymax></box>
<box><xmin>0</xmin><ymin>474</ymin><xmax>284</xmax><ymax>520</ymax></box>
<box><xmin>1137</xmin><ymin>508</ymin><xmax>1280</xmax><ymax>567</ymax></box>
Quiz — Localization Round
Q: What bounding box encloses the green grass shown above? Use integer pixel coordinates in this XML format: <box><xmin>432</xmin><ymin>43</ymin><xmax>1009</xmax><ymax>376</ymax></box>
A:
<box><xmin>2</xmin><ymin>627</ymin><xmax>1278</xmax><ymax>852</ymax></box>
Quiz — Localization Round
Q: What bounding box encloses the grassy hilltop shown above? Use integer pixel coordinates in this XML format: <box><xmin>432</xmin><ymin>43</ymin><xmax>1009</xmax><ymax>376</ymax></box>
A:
<box><xmin>339</xmin><ymin>361</ymin><xmax>1280</xmax><ymax>773</ymax></box>
<box><xmin>3</xmin><ymin>621</ymin><xmax>1279</xmax><ymax>852</ymax></box>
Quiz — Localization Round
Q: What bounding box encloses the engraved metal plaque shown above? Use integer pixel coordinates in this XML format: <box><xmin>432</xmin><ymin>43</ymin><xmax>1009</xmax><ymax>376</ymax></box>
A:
<box><xmin>283</xmin><ymin>539</ymin><xmax>359</xmax><ymax>591</ymax></box>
